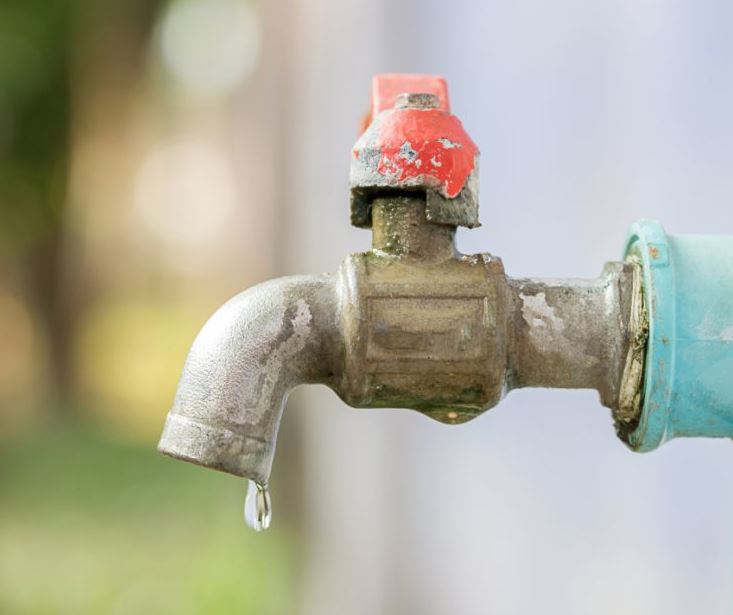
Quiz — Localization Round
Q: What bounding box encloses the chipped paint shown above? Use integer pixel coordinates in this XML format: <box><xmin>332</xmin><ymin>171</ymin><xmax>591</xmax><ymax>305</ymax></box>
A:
<box><xmin>437</xmin><ymin>137</ymin><xmax>461</xmax><ymax>149</ymax></box>
<box><xmin>350</xmin><ymin>74</ymin><xmax>480</xmax><ymax>229</ymax></box>
<box><xmin>398</xmin><ymin>141</ymin><xmax>418</xmax><ymax>162</ymax></box>
<box><xmin>372</xmin><ymin>109</ymin><xmax>477</xmax><ymax>198</ymax></box>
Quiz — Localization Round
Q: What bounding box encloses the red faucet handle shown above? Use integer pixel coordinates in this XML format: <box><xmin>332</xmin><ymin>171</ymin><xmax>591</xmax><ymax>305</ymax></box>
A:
<box><xmin>351</xmin><ymin>73</ymin><xmax>479</xmax><ymax>229</ymax></box>
<box><xmin>359</xmin><ymin>74</ymin><xmax>450</xmax><ymax>133</ymax></box>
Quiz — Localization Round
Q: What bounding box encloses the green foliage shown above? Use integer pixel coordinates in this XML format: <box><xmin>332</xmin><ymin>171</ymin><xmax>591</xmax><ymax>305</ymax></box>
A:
<box><xmin>0</xmin><ymin>0</ymin><xmax>73</xmax><ymax>257</ymax></box>
<box><xmin>0</xmin><ymin>426</ymin><xmax>298</xmax><ymax>614</ymax></box>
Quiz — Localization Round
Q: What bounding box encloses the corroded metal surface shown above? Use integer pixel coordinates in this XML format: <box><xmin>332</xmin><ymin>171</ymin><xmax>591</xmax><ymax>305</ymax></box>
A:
<box><xmin>616</xmin><ymin>257</ymin><xmax>647</xmax><ymax>430</ymax></box>
<box><xmin>158</xmin><ymin>74</ymin><xmax>647</xmax><ymax>485</ymax></box>
<box><xmin>508</xmin><ymin>265</ymin><xmax>636</xmax><ymax>410</ymax></box>
<box><xmin>338</xmin><ymin>197</ymin><xmax>509</xmax><ymax>424</ymax></box>
<box><xmin>158</xmin><ymin>275</ymin><xmax>340</xmax><ymax>484</ymax></box>
<box><xmin>158</xmin><ymin>194</ymin><xmax>644</xmax><ymax>484</ymax></box>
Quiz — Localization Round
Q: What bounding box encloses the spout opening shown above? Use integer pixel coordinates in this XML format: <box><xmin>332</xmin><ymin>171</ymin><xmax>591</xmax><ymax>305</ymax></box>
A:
<box><xmin>158</xmin><ymin>414</ymin><xmax>274</xmax><ymax>484</ymax></box>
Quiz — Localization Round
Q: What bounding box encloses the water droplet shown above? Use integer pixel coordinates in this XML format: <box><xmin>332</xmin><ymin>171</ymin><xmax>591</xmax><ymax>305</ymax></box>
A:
<box><xmin>244</xmin><ymin>480</ymin><xmax>271</xmax><ymax>531</ymax></box>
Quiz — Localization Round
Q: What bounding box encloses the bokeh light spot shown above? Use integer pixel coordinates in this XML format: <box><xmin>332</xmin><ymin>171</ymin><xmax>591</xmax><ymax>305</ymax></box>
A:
<box><xmin>133</xmin><ymin>139</ymin><xmax>237</xmax><ymax>251</ymax></box>
<box><xmin>159</xmin><ymin>0</ymin><xmax>260</xmax><ymax>97</ymax></box>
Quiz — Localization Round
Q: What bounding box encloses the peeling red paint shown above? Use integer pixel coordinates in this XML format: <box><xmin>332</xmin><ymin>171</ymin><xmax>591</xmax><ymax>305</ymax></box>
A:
<box><xmin>373</xmin><ymin>108</ymin><xmax>477</xmax><ymax>198</ymax></box>
<box><xmin>351</xmin><ymin>74</ymin><xmax>480</xmax><ymax>223</ymax></box>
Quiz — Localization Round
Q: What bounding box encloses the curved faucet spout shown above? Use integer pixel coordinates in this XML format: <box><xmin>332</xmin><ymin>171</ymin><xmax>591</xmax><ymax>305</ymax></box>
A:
<box><xmin>158</xmin><ymin>274</ymin><xmax>340</xmax><ymax>485</ymax></box>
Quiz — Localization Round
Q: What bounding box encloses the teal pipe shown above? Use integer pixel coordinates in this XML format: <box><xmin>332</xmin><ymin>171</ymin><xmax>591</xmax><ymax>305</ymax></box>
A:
<box><xmin>623</xmin><ymin>220</ymin><xmax>733</xmax><ymax>451</ymax></box>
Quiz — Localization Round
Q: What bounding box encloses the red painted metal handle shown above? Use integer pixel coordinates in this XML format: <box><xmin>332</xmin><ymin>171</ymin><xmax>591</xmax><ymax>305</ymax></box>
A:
<box><xmin>351</xmin><ymin>74</ymin><xmax>480</xmax><ymax>229</ymax></box>
<box><xmin>360</xmin><ymin>74</ymin><xmax>450</xmax><ymax>133</ymax></box>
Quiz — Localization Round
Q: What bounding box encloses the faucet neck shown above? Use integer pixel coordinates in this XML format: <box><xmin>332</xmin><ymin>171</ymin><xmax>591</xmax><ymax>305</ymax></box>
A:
<box><xmin>370</xmin><ymin>195</ymin><xmax>456</xmax><ymax>262</ymax></box>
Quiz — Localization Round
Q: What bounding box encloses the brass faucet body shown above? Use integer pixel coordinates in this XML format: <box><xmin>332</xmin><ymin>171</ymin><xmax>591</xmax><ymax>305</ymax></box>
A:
<box><xmin>339</xmin><ymin>195</ymin><xmax>640</xmax><ymax>425</ymax></box>
<box><xmin>339</xmin><ymin>195</ymin><xmax>509</xmax><ymax>424</ymax></box>
<box><xmin>158</xmin><ymin>75</ymin><xmax>646</xmax><ymax>486</ymax></box>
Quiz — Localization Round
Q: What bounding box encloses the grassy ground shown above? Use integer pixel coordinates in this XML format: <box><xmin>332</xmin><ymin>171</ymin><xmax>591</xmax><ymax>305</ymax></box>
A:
<box><xmin>0</xmin><ymin>425</ymin><xmax>298</xmax><ymax>614</ymax></box>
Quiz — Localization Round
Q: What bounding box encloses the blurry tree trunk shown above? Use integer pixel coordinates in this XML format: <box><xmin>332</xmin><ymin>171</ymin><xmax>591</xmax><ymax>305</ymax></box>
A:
<box><xmin>0</xmin><ymin>1</ymin><xmax>161</xmax><ymax>412</ymax></box>
<box><xmin>0</xmin><ymin>1</ymin><xmax>74</xmax><ymax>405</ymax></box>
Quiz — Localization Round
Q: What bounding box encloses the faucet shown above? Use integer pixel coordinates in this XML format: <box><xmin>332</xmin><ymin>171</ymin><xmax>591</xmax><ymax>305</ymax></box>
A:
<box><xmin>158</xmin><ymin>74</ymin><xmax>733</xmax><ymax>528</ymax></box>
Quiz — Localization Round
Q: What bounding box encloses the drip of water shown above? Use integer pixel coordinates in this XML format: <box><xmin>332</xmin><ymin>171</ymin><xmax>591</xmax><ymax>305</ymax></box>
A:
<box><xmin>244</xmin><ymin>480</ymin><xmax>272</xmax><ymax>531</ymax></box>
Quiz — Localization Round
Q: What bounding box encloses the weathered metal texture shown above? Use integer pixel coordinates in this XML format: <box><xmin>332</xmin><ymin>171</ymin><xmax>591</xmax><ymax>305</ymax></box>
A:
<box><xmin>351</xmin><ymin>74</ymin><xmax>480</xmax><ymax>229</ymax></box>
<box><xmin>508</xmin><ymin>264</ymin><xmax>638</xmax><ymax>412</ymax></box>
<box><xmin>157</xmin><ymin>275</ymin><xmax>340</xmax><ymax>484</ymax></box>
<box><xmin>338</xmin><ymin>196</ymin><xmax>509</xmax><ymax>424</ymax></box>
<box><xmin>158</xmin><ymin>193</ymin><xmax>642</xmax><ymax>484</ymax></box>
<box><xmin>621</xmin><ymin>220</ymin><xmax>733</xmax><ymax>450</ymax></box>
<box><xmin>615</xmin><ymin>256</ymin><xmax>647</xmax><ymax>427</ymax></box>
<box><xmin>158</xmin><ymin>75</ymin><xmax>650</xmax><ymax>486</ymax></box>
<box><xmin>339</xmin><ymin>196</ymin><xmax>639</xmax><ymax>424</ymax></box>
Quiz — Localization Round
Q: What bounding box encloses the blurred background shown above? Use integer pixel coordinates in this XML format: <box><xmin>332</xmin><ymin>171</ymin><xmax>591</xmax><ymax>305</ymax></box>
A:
<box><xmin>1</xmin><ymin>0</ymin><xmax>733</xmax><ymax>613</ymax></box>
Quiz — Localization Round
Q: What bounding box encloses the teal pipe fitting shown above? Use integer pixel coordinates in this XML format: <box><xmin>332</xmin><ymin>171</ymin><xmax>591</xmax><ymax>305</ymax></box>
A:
<box><xmin>623</xmin><ymin>220</ymin><xmax>733</xmax><ymax>451</ymax></box>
